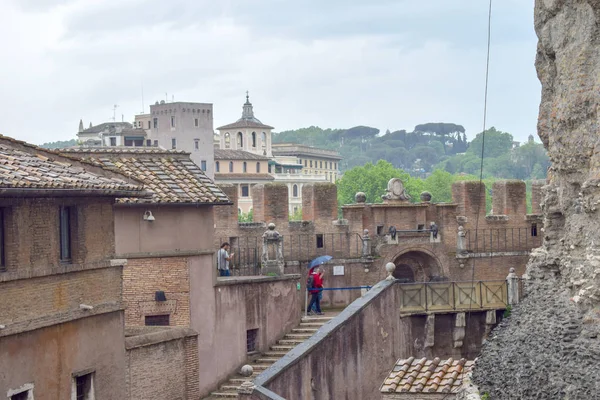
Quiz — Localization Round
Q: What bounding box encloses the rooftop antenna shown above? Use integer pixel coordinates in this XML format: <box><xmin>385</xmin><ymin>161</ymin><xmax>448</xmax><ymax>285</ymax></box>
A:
<box><xmin>112</xmin><ymin>104</ymin><xmax>119</xmax><ymax>122</ymax></box>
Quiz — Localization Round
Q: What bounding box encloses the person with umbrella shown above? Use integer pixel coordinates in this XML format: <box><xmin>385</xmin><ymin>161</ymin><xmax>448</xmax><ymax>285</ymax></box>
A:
<box><xmin>307</xmin><ymin>256</ymin><xmax>331</xmax><ymax>315</ymax></box>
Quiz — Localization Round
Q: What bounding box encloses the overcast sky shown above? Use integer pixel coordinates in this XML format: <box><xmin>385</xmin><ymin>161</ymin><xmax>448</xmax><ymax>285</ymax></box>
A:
<box><xmin>0</xmin><ymin>0</ymin><xmax>539</xmax><ymax>145</ymax></box>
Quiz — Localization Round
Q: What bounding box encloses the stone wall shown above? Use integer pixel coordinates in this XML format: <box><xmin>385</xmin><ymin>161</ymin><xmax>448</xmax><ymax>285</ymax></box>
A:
<box><xmin>472</xmin><ymin>1</ymin><xmax>600</xmax><ymax>398</ymax></box>
<box><xmin>246</xmin><ymin>281</ymin><xmax>497</xmax><ymax>400</ymax></box>
<box><xmin>125</xmin><ymin>326</ymin><xmax>199</xmax><ymax>400</ymax></box>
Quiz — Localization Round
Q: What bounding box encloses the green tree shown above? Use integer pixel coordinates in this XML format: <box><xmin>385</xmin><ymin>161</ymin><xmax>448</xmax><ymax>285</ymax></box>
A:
<box><xmin>414</xmin><ymin>123</ymin><xmax>466</xmax><ymax>155</ymax></box>
<box><xmin>40</xmin><ymin>138</ymin><xmax>78</xmax><ymax>149</ymax></box>
<box><xmin>336</xmin><ymin>160</ymin><xmax>415</xmax><ymax>206</ymax></box>
<box><xmin>289</xmin><ymin>207</ymin><xmax>302</xmax><ymax>221</ymax></box>
<box><xmin>238</xmin><ymin>209</ymin><xmax>253</xmax><ymax>222</ymax></box>
<box><xmin>467</xmin><ymin>127</ymin><xmax>513</xmax><ymax>158</ymax></box>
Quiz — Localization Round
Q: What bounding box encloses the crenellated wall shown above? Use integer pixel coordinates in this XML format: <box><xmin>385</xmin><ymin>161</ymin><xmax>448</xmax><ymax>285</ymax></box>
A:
<box><xmin>215</xmin><ymin>179</ymin><xmax>545</xmax><ymax>286</ymax></box>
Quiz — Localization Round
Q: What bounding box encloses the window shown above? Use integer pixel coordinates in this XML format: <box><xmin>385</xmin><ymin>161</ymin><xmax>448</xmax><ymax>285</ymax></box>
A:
<box><xmin>8</xmin><ymin>384</ymin><xmax>33</xmax><ymax>400</ymax></box>
<box><xmin>316</xmin><ymin>234</ymin><xmax>324</xmax><ymax>249</ymax></box>
<box><xmin>376</xmin><ymin>225</ymin><xmax>384</xmax><ymax>235</ymax></box>
<box><xmin>145</xmin><ymin>314</ymin><xmax>170</xmax><ymax>326</ymax></box>
<box><xmin>153</xmin><ymin>118</ymin><xmax>158</xmax><ymax>129</ymax></box>
<box><xmin>237</xmin><ymin>132</ymin><xmax>243</xmax><ymax>148</ymax></box>
<box><xmin>194</xmin><ymin>118</ymin><xmax>199</xmax><ymax>127</ymax></box>
<box><xmin>147</xmin><ymin>120</ymin><xmax>151</xmax><ymax>129</ymax></box>
<box><xmin>153</xmin><ymin>140</ymin><xmax>158</xmax><ymax>147</ymax></box>
<box><xmin>201</xmin><ymin>160</ymin><xmax>207</xmax><ymax>171</ymax></box>
<box><xmin>109</xmin><ymin>137</ymin><xmax>116</xmax><ymax>146</ymax></box>
<box><xmin>247</xmin><ymin>329</ymin><xmax>258</xmax><ymax>353</ymax></box>
<box><xmin>59</xmin><ymin>206</ymin><xmax>72</xmax><ymax>261</ymax></box>
<box><xmin>73</xmin><ymin>372</ymin><xmax>94</xmax><ymax>400</ymax></box>
<box><xmin>310</xmin><ymin>160</ymin><xmax>313</xmax><ymax>168</ymax></box>
<box><xmin>243</xmin><ymin>162</ymin><xmax>247</xmax><ymax>173</ymax></box>
<box><xmin>531</xmin><ymin>223</ymin><xmax>538</xmax><ymax>237</ymax></box>
<box><xmin>146</xmin><ymin>139</ymin><xmax>151</xmax><ymax>147</ymax></box>
<box><xmin>171</xmin><ymin>138</ymin><xmax>176</xmax><ymax>149</ymax></box>
<box><xmin>334</xmin><ymin>163</ymin><xmax>337</xmax><ymax>170</ymax></box>
<box><xmin>293</xmin><ymin>184</ymin><xmax>298</xmax><ymax>198</ymax></box>
<box><xmin>224</xmin><ymin>132</ymin><xmax>231</xmax><ymax>148</ymax></box>
<box><xmin>304</xmin><ymin>160</ymin><xmax>307</xmax><ymax>167</ymax></box>
<box><xmin>261</xmin><ymin>132</ymin><xmax>267</xmax><ymax>148</ymax></box>
<box><xmin>417</xmin><ymin>224</ymin><xmax>425</xmax><ymax>231</ymax></box>
<box><xmin>194</xmin><ymin>139</ymin><xmax>199</xmax><ymax>150</ymax></box>
<box><xmin>215</xmin><ymin>161</ymin><xmax>220</xmax><ymax>172</ymax></box>
<box><xmin>229</xmin><ymin>162</ymin><xmax>234</xmax><ymax>173</ymax></box>
<box><xmin>320</xmin><ymin>161</ymin><xmax>323</xmax><ymax>168</ymax></box>
<box><xmin>252</xmin><ymin>132</ymin><xmax>257</xmax><ymax>148</ymax></box>
<box><xmin>170</xmin><ymin>116</ymin><xmax>175</xmax><ymax>127</ymax></box>
<box><xmin>256</xmin><ymin>162</ymin><xmax>261</xmax><ymax>173</ymax></box>
<box><xmin>241</xmin><ymin>185</ymin><xmax>249</xmax><ymax>197</ymax></box>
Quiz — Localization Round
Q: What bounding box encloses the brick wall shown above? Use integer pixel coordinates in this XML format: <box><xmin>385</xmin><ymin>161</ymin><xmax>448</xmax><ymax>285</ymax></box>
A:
<box><xmin>531</xmin><ymin>180</ymin><xmax>546</xmax><ymax>214</ymax></box>
<box><xmin>252</xmin><ymin>183</ymin><xmax>289</xmax><ymax>224</ymax></box>
<box><xmin>123</xmin><ymin>257</ymin><xmax>190</xmax><ymax>327</ymax></box>
<box><xmin>302</xmin><ymin>183</ymin><xmax>338</xmax><ymax>229</ymax></box>
<box><xmin>125</xmin><ymin>327</ymin><xmax>199</xmax><ymax>400</ymax></box>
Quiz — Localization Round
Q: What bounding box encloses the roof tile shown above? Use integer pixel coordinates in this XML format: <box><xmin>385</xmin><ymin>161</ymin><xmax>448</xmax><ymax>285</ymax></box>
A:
<box><xmin>380</xmin><ymin>358</ymin><xmax>474</xmax><ymax>395</ymax></box>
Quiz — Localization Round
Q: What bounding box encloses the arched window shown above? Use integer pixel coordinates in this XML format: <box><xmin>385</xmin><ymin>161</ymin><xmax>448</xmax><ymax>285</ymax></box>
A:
<box><xmin>224</xmin><ymin>132</ymin><xmax>231</xmax><ymax>148</ymax></box>
<box><xmin>293</xmin><ymin>184</ymin><xmax>298</xmax><ymax>197</ymax></box>
<box><xmin>237</xmin><ymin>132</ymin><xmax>243</xmax><ymax>148</ymax></box>
<box><xmin>243</xmin><ymin>162</ymin><xmax>247</xmax><ymax>173</ymax></box>
<box><xmin>262</xmin><ymin>132</ymin><xmax>267</xmax><ymax>149</ymax></box>
<box><xmin>215</xmin><ymin>161</ymin><xmax>220</xmax><ymax>172</ymax></box>
<box><xmin>252</xmin><ymin>132</ymin><xmax>256</xmax><ymax>148</ymax></box>
<box><xmin>256</xmin><ymin>162</ymin><xmax>261</xmax><ymax>173</ymax></box>
<box><xmin>229</xmin><ymin>162</ymin><xmax>234</xmax><ymax>172</ymax></box>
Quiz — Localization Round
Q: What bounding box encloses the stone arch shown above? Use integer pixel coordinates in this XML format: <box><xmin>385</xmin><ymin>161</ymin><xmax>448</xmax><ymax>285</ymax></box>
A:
<box><xmin>391</xmin><ymin>248</ymin><xmax>444</xmax><ymax>282</ymax></box>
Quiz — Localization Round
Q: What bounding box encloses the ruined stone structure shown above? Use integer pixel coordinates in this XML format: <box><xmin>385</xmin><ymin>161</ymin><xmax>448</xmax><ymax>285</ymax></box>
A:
<box><xmin>471</xmin><ymin>1</ymin><xmax>600</xmax><ymax>398</ymax></box>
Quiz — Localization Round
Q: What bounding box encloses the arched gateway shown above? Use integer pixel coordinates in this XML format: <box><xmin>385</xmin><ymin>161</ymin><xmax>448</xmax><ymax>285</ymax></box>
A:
<box><xmin>392</xmin><ymin>249</ymin><xmax>444</xmax><ymax>282</ymax></box>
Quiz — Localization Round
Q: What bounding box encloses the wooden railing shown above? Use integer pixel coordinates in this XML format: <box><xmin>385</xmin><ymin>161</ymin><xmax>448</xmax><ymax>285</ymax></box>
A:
<box><xmin>398</xmin><ymin>280</ymin><xmax>508</xmax><ymax>314</ymax></box>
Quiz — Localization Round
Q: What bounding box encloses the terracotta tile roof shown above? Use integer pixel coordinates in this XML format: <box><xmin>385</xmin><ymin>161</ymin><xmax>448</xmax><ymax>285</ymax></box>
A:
<box><xmin>214</xmin><ymin>149</ymin><xmax>271</xmax><ymax>161</ymax></box>
<box><xmin>0</xmin><ymin>136</ymin><xmax>145</xmax><ymax>195</ymax></box>
<box><xmin>214</xmin><ymin>173</ymin><xmax>274</xmax><ymax>181</ymax></box>
<box><xmin>63</xmin><ymin>147</ymin><xmax>188</xmax><ymax>155</ymax></box>
<box><xmin>82</xmin><ymin>122</ymin><xmax>133</xmax><ymax>134</ymax></box>
<box><xmin>380</xmin><ymin>357</ymin><xmax>474</xmax><ymax>394</ymax></box>
<box><xmin>60</xmin><ymin>148</ymin><xmax>230</xmax><ymax>205</ymax></box>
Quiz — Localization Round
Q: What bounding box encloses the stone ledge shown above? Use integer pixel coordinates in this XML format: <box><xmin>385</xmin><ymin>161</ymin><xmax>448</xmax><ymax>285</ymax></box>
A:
<box><xmin>284</xmin><ymin>258</ymin><xmax>370</xmax><ymax>266</ymax></box>
<box><xmin>125</xmin><ymin>326</ymin><xmax>198</xmax><ymax>350</ymax></box>
<box><xmin>117</xmin><ymin>249</ymin><xmax>214</xmax><ymax>259</ymax></box>
<box><xmin>0</xmin><ymin>301</ymin><xmax>123</xmax><ymax>338</ymax></box>
<box><xmin>214</xmin><ymin>274</ymin><xmax>301</xmax><ymax>286</ymax></box>
<box><xmin>485</xmin><ymin>215</ymin><xmax>509</xmax><ymax>222</ymax></box>
<box><xmin>456</xmin><ymin>251</ymin><xmax>531</xmax><ymax>259</ymax></box>
<box><xmin>0</xmin><ymin>260</ymin><xmax>121</xmax><ymax>283</ymax></box>
<box><xmin>525</xmin><ymin>214</ymin><xmax>543</xmax><ymax>221</ymax></box>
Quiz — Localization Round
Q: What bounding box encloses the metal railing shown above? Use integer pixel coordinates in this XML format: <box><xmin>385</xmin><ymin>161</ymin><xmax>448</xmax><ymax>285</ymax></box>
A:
<box><xmin>397</xmin><ymin>280</ymin><xmax>508</xmax><ymax>314</ymax></box>
<box><xmin>465</xmin><ymin>228</ymin><xmax>542</xmax><ymax>253</ymax></box>
<box><xmin>217</xmin><ymin>233</ymin><xmax>364</xmax><ymax>276</ymax></box>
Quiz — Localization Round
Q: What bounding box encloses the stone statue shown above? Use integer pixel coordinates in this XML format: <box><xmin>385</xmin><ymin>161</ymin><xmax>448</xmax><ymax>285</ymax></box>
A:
<box><xmin>381</xmin><ymin>178</ymin><xmax>411</xmax><ymax>202</ymax></box>
<box><xmin>430</xmin><ymin>222</ymin><xmax>439</xmax><ymax>239</ymax></box>
<box><xmin>261</xmin><ymin>223</ymin><xmax>284</xmax><ymax>275</ymax></box>
<box><xmin>389</xmin><ymin>225</ymin><xmax>397</xmax><ymax>240</ymax></box>
<box><xmin>457</xmin><ymin>226</ymin><xmax>467</xmax><ymax>254</ymax></box>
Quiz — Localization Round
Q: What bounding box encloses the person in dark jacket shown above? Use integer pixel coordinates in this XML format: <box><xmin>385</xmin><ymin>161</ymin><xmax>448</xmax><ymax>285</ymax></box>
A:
<box><xmin>307</xmin><ymin>267</ymin><xmax>324</xmax><ymax>315</ymax></box>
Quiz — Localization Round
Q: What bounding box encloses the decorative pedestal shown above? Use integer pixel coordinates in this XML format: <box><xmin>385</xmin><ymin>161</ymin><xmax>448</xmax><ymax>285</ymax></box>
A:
<box><xmin>261</xmin><ymin>223</ymin><xmax>285</xmax><ymax>276</ymax></box>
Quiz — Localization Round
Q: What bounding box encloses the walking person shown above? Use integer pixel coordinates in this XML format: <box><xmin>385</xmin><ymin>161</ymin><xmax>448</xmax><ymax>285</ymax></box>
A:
<box><xmin>307</xmin><ymin>267</ymin><xmax>324</xmax><ymax>315</ymax></box>
<box><xmin>309</xmin><ymin>266</ymin><xmax>325</xmax><ymax>313</ymax></box>
<box><xmin>217</xmin><ymin>242</ymin><xmax>234</xmax><ymax>277</ymax></box>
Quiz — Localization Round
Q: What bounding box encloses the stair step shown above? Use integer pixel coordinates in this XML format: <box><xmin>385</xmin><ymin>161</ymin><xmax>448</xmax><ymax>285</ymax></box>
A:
<box><xmin>301</xmin><ymin>316</ymin><xmax>333</xmax><ymax>322</ymax></box>
<box><xmin>300</xmin><ymin>322</ymin><xmax>327</xmax><ymax>328</ymax></box>
<box><xmin>271</xmin><ymin>345</ymin><xmax>295</xmax><ymax>351</ymax></box>
<box><xmin>264</xmin><ymin>351</ymin><xmax>288</xmax><ymax>357</ymax></box>
<box><xmin>220</xmin><ymin>385</ymin><xmax>240</xmax><ymax>391</ymax></box>
<box><xmin>285</xmin><ymin>333</ymin><xmax>313</xmax><ymax>339</ymax></box>
<box><xmin>256</xmin><ymin>358</ymin><xmax>279</xmax><ymax>363</ymax></box>
<box><xmin>292</xmin><ymin>327</ymin><xmax>319</xmax><ymax>333</ymax></box>
<box><xmin>252</xmin><ymin>364</ymin><xmax>273</xmax><ymax>371</ymax></box>
<box><xmin>210</xmin><ymin>392</ymin><xmax>238</xmax><ymax>398</ymax></box>
<box><xmin>229</xmin><ymin>378</ymin><xmax>251</xmax><ymax>384</ymax></box>
<box><xmin>278</xmin><ymin>339</ymin><xmax>305</xmax><ymax>345</ymax></box>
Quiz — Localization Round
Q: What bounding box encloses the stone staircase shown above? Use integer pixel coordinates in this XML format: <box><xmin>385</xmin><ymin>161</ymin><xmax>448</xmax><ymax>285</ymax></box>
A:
<box><xmin>206</xmin><ymin>313</ymin><xmax>336</xmax><ymax>399</ymax></box>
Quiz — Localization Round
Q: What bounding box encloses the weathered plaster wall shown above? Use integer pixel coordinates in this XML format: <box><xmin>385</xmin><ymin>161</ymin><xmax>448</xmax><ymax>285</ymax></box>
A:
<box><xmin>472</xmin><ymin>1</ymin><xmax>600</xmax><ymax>398</ymax></box>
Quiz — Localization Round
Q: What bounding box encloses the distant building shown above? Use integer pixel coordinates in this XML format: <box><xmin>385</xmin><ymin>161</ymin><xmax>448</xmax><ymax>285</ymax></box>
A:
<box><xmin>214</xmin><ymin>94</ymin><xmax>342</xmax><ymax>214</ymax></box>
<box><xmin>77</xmin><ymin>121</ymin><xmax>147</xmax><ymax>147</ymax></box>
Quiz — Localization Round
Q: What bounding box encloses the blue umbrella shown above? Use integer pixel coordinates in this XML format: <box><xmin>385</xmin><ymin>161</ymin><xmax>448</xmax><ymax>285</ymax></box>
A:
<box><xmin>308</xmin><ymin>255</ymin><xmax>332</xmax><ymax>269</ymax></box>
